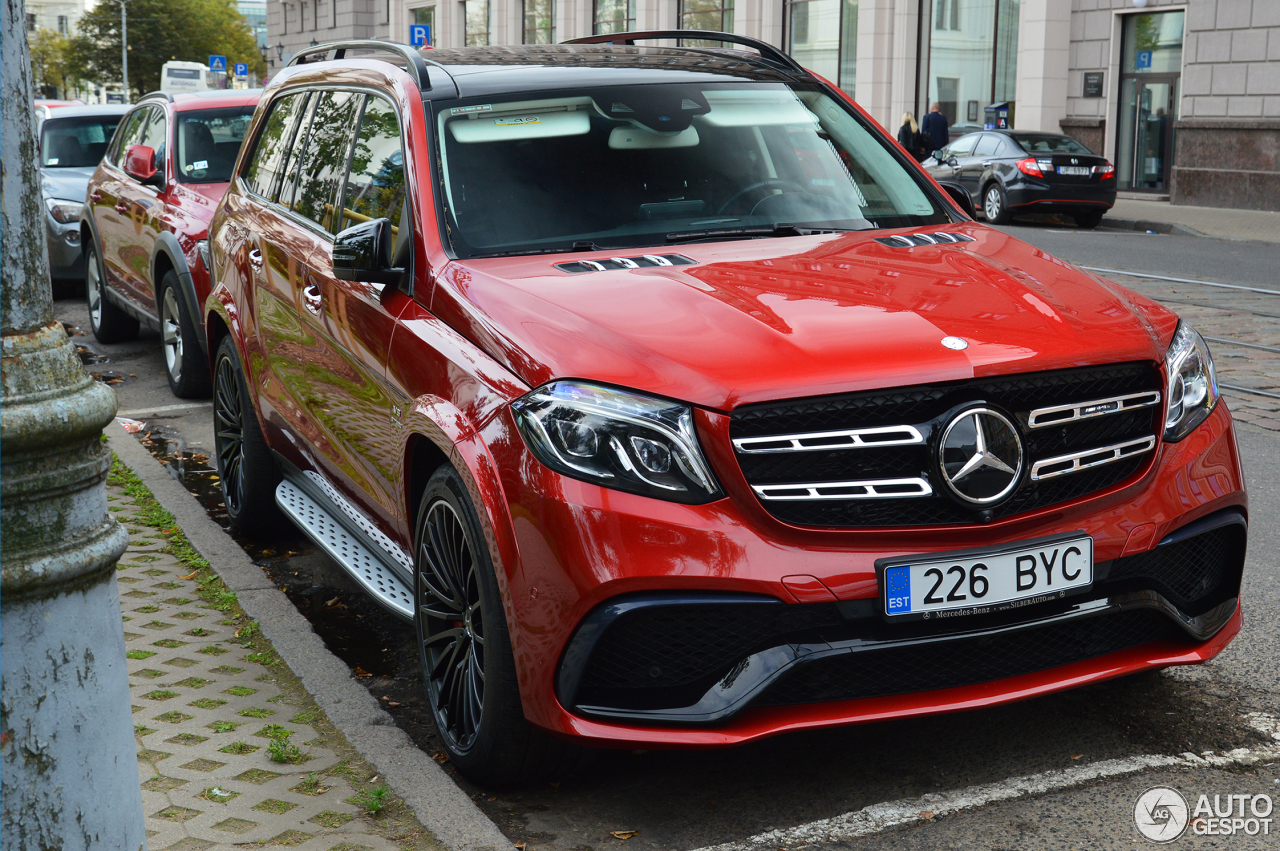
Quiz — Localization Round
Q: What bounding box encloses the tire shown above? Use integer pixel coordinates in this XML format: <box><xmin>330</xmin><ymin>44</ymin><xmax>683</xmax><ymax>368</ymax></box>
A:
<box><xmin>1074</xmin><ymin>210</ymin><xmax>1105</xmax><ymax>230</ymax></box>
<box><xmin>85</xmin><ymin>241</ymin><xmax>139</xmax><ymax>344</ymax></box>
<box><xmin>983</xmin><ymin>183</ymin><xmax>1012</xmax><ymax>225</ymax></box>
<box><xmin>414</xmin><ymin>465</ymin><xmax>591</xmax><ymax>787</ymax></box>
<box><xmin>160</xmin><ymin>272</ymin><xmax>212</xmax><ymax>398</ymax></box>
<box><xmin>212</xmin><ymin>335</ymin><xmax>283</xmax><ymax>537</ymax></box>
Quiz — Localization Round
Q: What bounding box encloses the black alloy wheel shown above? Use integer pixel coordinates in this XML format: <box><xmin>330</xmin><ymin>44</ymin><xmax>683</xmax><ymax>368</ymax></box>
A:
<box><xmin>417</xmin><ymin>495</ymin><xmax>486</xmax><ymax>752</ymax></box>
<box><xmin>413</xmin><ymin>465</ymin><xmax>592</xmax><ymax>786</ymax></box>
<box><xmin>212</xmin><ymin>336</ymin><xmax>282</xmax><ymax>536</ymax></box>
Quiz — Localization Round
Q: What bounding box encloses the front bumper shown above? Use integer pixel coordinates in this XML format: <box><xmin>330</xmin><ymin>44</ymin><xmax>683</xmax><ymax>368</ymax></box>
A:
<box><xmin>491</xmin><ymin>400</ymin><xmax>1245</xmax><ymax>746</ymax></box>
<box><xmin>46</xmin><ymin>213</ymin><xmax>84</xmax><ymax>280</ymax></box>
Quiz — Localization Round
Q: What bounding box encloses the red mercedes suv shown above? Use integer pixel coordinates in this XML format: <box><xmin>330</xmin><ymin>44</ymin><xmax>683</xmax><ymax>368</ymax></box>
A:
<box><xmin>206</xmin><ymin>36</ymin><xmax>1247</xmax><ymax>785</ymax></box>
<box><xmin>82</xmin><ymin>88</ymin><xmax>261</xmax><ymax>397</ymax></box>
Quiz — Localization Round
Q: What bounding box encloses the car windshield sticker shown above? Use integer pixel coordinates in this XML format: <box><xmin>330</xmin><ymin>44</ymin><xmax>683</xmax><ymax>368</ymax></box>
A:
<box><xmin>47</xmin><ymin>158</ymin><xmax>59</xmax><ymax>165</ymax></box>
<box><xmin>494</xmin><ymin>116</ymin><xmax>541</xmax><ymax>127</ymax></box>
<box><xmin>192</xmin><ymin>160</ymin><xmax>208</xmax><ymax>170</ymax></box>
<box><xmin>451</xmin><ymin>104</ymin><xmax>493</xmax><ymax>116</ymax></box>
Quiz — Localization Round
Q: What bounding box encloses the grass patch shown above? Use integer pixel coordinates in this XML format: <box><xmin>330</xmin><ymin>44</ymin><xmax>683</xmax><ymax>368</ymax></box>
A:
<box><xmin>142</xmin><ymin>689</ymin><xmax>179</xmax><ymax>701</ymax></box>
<box><xmin>152</xmin><ymin>639</ymin><xmax>185</xmax><ymax>649</ymax></box>
<box><xmin>238</xmin><ymin>707</ymin><xmax>274</xmax><ymax>719</ymax></box>
<box><xmin>197</xmin><ymin>786</ymin><xmax>239</xmax><ymax>804</ymax></box>
<box><xmin>125</xmin><ymin>649</ymin><xmax>156</xmax><ymax>660</ymax></box>
<box><xmin>254</xmin><ymin>724</ymin><xmax>291</xmax><ymax>739</ymax></box>
<box><xmin>153</xmin><ymin>711</ymin><xmax>193</xmax><ymax>724</ymax></box>
<box><xmin>207</xmin><ymin>720</ymin><xmax>240</xmax><ymax>733</ymax></box>
<box><xmin>291</xmin><ymin>773</ymin><xmax>330</xmax><ymax>796</ymax></box>
<box><xmin>171</xmin><ymin>677</ymin><xmax>212</xmax><ymax>689</ymax></box>
<box><xmin>290</xmin><ymin>708</ymin><xmax>322</xmax><ymax>726</ymax></box>
<box><xmin>197</xmin><ymin>645</ymin><xmax>230</xmax><ymax>656</ymax></box>
<box><xmin>349</xmin><ymin>786</ymin><xmax>390</xmax><ymax>816</ymax></box>
<box><xmin>134</xmin><ymin>724</ymin><xmax>155</xmax><ymax>736</ymax></box>
<box><xmin>189</xmin><ymin>697</ymin><xmax>227</xmax><ymax>710</ymax></box>
<box><xmin>218</xmin><ymin>741</ymin><xmax>260</xmax><ymax>755</ymax></box>
<box><xmin>245</xmin><ymin>651</ymin><xmax>278</xmax><ymax>667</ymax></box>
<box><xmin>186</xmin><ymin>627</ymin><xmax>213</xmax><ymax>637</ymax></box>
<box><xmin>224</xmin><ymin>686</ymin><xmax>256</xmax><ymax>697</ymax></box>
<box><xmin>252</xmin><ymin>798</ymin><xmax>297</xmax><ymax>815</ymax></box>
<box><xmin>210</xmin><ymin>665</ymin><xmax>243</xmax><ymax>675</ymax></box>
<box><xmin>309</xmin><ymin>810</ymin><xmax>352</xmax><ymax>828</ymax></box>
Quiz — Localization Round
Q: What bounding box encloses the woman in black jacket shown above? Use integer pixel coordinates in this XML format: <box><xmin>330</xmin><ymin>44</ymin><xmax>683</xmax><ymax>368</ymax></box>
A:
<box><xmin>897</xmin><ymin>112</ymin><xmax>924</xmax><ymax>162</ymax></box>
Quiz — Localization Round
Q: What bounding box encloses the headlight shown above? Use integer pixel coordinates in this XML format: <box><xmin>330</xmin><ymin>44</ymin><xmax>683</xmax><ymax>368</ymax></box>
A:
<box><xmin>196</xmin><ymin>239</ymin><xmax>212</xmax><ymax>272</ymax></box>
<box><xmin>45</xmin><ymin>198</ymin><xmax>82</xmax><ymax>224</ymax></box>
<box><xmin>512</xmin><ymin>381</ymin><xmax>723</xmax><ymax>504</ymax></box>
<box><xmin>1163</xmin><ymin>321</ymin><xmax>1219</xmax><ymax>441</ymax></box>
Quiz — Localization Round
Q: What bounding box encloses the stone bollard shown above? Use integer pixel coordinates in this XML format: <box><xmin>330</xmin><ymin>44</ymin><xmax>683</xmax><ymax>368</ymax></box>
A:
<box><xmin>1</xmin><ymin>0</ymin><xmax>148</xmax><ymax>847</ymax></box>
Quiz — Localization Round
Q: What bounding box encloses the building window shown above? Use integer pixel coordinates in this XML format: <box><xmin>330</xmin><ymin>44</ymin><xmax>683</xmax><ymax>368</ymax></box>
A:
<box><xmin>25</xmin><ymin>12</ymin><xmax>35</xmax><ymax>30</ymax></box>
<box><xmin>924</xmin><ymin>0</ymin><xmax>1019</xmax><ymax>129</ymax></box>
<box><xmin>523</xmin><ymin>0</ymin><xmax>553</xmax><ymax>43</ymax></box>
<box><xmin>464</xmin><ymin>0</ymin><xmax>489</xmax><ymax>45</ymax></box>
<box><xmin>413</xmin><ymin>6</ymin><xmax>435</xmax><ymax>44</ymax></box>
<box><xmin>592</xmin><ymin>0</ymin><xmax>634</xmax><ymax>35</ymax></box>
<box><xmin>786</xmin><ymin>0</ymin><xmax>856</xmax><ymax>95</ymax></box>
<box><xmin>57</xmin><ymin>14</ymin><xmax>68</xmax><ymax>33</ymax></box>
<box><xmin>679</xmin><ymin>0</ymin><xmax>733</xmax><ymax>34</ymax></box>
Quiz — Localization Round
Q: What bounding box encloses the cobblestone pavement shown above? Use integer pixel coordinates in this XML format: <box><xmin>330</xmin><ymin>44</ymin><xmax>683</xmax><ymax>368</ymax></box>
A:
<box><xmin>1108</xmin><ymin>199</ymin><xmax>1280</xmax><ymax>244</ymax></box>
<box><xmin>1103</xmin><ymin>271</ymin><xmax>1280</xmax><ymax>432</ymax></box>
<box><xmin>112</xmin><ymin>478</ymin><xmax>429</xmax><ymax>851</ymax></box>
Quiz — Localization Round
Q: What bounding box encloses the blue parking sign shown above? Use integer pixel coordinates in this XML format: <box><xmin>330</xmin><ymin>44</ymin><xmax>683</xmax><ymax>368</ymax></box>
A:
<box><xmin>409</xmin><ymin>24</ymin><xmax>430</xmax><ymax>47</ymax></box>
<box><xmin>1135</xmin><ymin>50</ymin><xmax>1152</xmax><ymax>69</ymax></box>
<box><xmin>233</xmin><ymin>62</ymin><xmax>249</xmax><ymax>76</ymax></box>
<box><xmin>209</xmin><ymin>54</ymin><xmax>227</xmax><ymax>73</ymax></box>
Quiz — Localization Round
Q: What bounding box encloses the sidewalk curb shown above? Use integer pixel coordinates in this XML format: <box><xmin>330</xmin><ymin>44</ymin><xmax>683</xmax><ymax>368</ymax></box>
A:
<box><xmin>1101</xmin><ymin>216</ymin><xmax>1210</xmax><ymax>239</ymax></box>
<box><xmin>106</xmin><ymin>421</ymin><xmax>513</xmax><ymax>851</ymax></box>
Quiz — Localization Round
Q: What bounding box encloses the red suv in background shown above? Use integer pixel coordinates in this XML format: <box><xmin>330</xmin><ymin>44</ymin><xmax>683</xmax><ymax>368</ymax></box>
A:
<box><xmin>207</xmin><ymin>37</ymin><xmax>1246</xmax><ymax>786</ymax></box>
<box><xmin>82</xmin><ymin>88</ymin><xmax>261</xmax><ymax>397</ymax></box>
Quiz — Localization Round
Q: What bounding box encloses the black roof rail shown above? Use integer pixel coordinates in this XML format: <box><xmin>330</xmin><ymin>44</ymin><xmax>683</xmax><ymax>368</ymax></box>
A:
<box><xmin>138</xmin><ymin>90</ymin><xmax>175</xmax><ymax>102</ymax></box>
<box><xmin>285</xmin><ymin>40</ymin><xmax>432</xmax><ymax>92</ymax></box>
<box><xmin>563</xmin><ymin>30</ymin><xmax>806</xmax><ymax>74</ymax></box>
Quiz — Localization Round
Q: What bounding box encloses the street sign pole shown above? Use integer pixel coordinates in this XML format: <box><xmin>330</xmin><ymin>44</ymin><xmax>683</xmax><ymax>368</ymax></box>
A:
<box><xmin>118</xmin><ymin>0</ymin><xmax>129</xmax><ymax>102</ymax></box>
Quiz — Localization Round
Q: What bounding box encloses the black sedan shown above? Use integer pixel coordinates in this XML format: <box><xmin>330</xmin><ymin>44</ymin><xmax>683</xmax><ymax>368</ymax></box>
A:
<box><xmin>923</xmin><ymin>130</ymin><xmax>1116</xmax><ymax>228</ymax></box>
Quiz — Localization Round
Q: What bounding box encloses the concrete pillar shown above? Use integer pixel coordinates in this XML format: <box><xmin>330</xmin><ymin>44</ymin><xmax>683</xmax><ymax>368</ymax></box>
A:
<box><xmin>889</xmin><ymin>0</ymin><xmax>920</xmax><ymax>130</ymax></box>
<box><xmin>0</xmin><ymin>1</ymin><xmax>140</xmax><ymax>849</ymax></box>
<box><xmin>1014</xmin><ymin>0</ymin><xmax>1069</xmax><ymax>132</ymax></box>
<box><xmin>855</xmin><ymin>0</ymin><xmax>896</xmax><ymax>129</ymax></box>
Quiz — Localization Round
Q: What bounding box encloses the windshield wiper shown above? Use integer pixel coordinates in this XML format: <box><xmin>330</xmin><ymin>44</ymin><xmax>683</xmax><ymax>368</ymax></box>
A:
<box><xmin>665</xmin><ymin>222</ymin><xmax>868</xmax><ymax>244</ymax></box>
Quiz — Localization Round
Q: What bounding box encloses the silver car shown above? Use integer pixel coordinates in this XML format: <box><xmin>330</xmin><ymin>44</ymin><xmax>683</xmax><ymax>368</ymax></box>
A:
<box><xmin>37</xmin><ymin>104</ymin><xmax>129</xmax><ymax>286</ymax></box>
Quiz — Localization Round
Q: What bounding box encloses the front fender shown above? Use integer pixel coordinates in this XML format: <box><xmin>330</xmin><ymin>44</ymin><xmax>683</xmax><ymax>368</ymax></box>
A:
<box><xmin>152</xmin><ymin>232</ymin><xmax>208</xmax><ymax>355</ymax></box>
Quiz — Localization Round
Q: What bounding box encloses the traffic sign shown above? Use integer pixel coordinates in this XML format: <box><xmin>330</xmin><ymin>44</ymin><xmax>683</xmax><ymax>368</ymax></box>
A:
<box><xmin>409</xmin><ymin>24</ymin><xmax>430</xmax><ymax>47</ymax></box>
<box><xmin>209</xmin><ymin>54</ymin><xmax>227</xmax><ymax>73</ymax></box>
<box><xmin>1135</xmin><ymin>50</ymin><xmax>1152</xmax><ymax>69</ymax></box>
<box><xmin>233</xmin><ymin>62</ymin><xmax>249</xmax><ymax>76</ymax></box>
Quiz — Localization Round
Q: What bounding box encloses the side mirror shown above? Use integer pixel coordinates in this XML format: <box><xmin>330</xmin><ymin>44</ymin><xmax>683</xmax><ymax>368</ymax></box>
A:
<box><xmin>946</xmin><ymin>156</ymin><xmax>960</xmax><ymax>167</ymax></box>
<box><xmin>932</xmin><ymin>150</ymin><xmax>944</xmax><ymax>161</ymax></box>
<box><xmin>936</xmin><ymin>181</ymin><xmax>976</xmax><ymax>220</ymax></box>
<box><xmin>332</xmin><ymin>218</ymin><xmax>404</xmax><ymax>286</ymax></box>
<box><xmin>123</xmin><ymin>144</ymin><xmax>163</xmax><ymax>187</ymax></box>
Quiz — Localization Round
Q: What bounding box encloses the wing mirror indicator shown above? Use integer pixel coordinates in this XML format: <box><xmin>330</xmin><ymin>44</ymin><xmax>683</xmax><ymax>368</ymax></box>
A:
<box><xmin>332</xmin><ymin>217</ymin><xmax>406</xmax><ymax>287</ymax></box>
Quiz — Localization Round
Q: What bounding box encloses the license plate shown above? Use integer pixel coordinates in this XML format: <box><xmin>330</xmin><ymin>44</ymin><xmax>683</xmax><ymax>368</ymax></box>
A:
<box><xmin>1058</xmin><ymin>166</ymin><xmax>1090</xmax><ymax>176</ymax></box>
<box><xmin>879</xmin><ymin>534</ymin><xmax>1093</xmax><ymax>620</ymax></box>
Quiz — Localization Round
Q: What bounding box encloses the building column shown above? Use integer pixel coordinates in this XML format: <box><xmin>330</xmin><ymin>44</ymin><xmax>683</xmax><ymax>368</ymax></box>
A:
<box><xmin>855</xmin><ymin>0</ymin><xmax>896</xmax><ymax>130</ymax></box>
<box><xmin>1014</xmin><ymin>0</ymin><xmax>1069</xmax><ymax>132</ymax></box>
<box><xmin>889</xmin><ymin>0</ymin><xmax>919</xmax><ymax>130</ymax></box>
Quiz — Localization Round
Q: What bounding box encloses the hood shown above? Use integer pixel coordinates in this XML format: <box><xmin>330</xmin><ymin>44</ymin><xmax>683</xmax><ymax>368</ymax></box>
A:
<box><xmin>431</xmin><ymin>225</ymin><xmax>1179</xmax><ymax>411</ymax></box>
<box><xmin>40</xmin><ymin>167</ymin><xmax>96</xmax><ymax>204</ymax></box>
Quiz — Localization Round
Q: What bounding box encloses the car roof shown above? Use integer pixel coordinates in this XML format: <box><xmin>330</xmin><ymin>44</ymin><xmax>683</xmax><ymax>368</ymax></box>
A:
<box><xmin>38</xmin><ymin>103</ymin><xmax>131</xmax><ymax>118</ymax></box>
<box><xmin>140</xmin><ymin>90</ymin><xmax>264</xmax><ymax>111</ymax></box>
<box><xmin>412</xmin><ymin>44</ymin><xmax>802</xmax><ymax>98</ymax></box>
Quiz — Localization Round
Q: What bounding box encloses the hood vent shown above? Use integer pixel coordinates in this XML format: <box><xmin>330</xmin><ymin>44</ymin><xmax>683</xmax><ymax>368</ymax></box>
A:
<box><xmin>875</xmin><ymin>232</ymin><xmax>975</xmax><ymax>248</ymax></box>
<box><xmin>556</xmin><ymin>254</ymin><xmax>696</xmax><ymax>274</ymax></box>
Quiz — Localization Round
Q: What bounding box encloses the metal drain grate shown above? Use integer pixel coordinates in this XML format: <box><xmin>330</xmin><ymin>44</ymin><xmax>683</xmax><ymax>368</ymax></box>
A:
<box><xmin>276</xmin><ymin>479</ymin><xmax>414</xmax><ymax>620</ymax></box>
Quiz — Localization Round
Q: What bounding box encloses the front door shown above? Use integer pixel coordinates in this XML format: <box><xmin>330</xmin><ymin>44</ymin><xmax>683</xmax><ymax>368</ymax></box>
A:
<box><xmin>1115</xmin><ymin>9</ymin><xmax>1184</xmax><ymax>193</ymax></box>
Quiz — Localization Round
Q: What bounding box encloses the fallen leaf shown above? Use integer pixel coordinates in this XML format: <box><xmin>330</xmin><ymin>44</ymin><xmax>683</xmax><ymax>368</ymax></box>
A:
<box><xmin>326</xmin><ymin>597</ymin><xmax>342</xmax><ymax>608</ymax></box>
<box><xmin>353</xmin><ymin>666</ymin><xmax>373</xmax><ymax>678</ymax></box>
<box><xmin>433</xmin><ymin>752</ymin><xmax>450</xmax><ymax>764</ymax></box>
<box><xmin>180</xmin><ymin>571</ymin><xmax>199</xmax><ymax>580</ymax></box>
<box><xmin>387</xmin><ymin>701</ymin><xmax>401</xmax><ymax>708</ymax></box>
<box><xmin>514</xmin><ymin>844</ymin><xmax>526</xmax><ymax>851</ymax></box>
<box><xmin>919</xmin><ymin>810</ymin><xmax>935</xmax><ymax>820</ymax></box>
<box><xmin>611</xmin><ymin>830</ymin><xmax>638</xmax><ymax>840</ymax></box>
<box><xmin>1070</xmin><ymin>754</ymin><xmax>1083</xmax><ymax>760</ymax></box>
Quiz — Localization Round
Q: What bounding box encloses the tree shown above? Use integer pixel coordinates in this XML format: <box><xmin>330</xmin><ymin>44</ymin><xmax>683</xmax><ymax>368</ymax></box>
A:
<box><xmin>70</xmin><ymin>0</ymin><xmax>265</xmax><ymax>99</ymax></box>
<box><xmin>29</xmin><ymin>28</ymin><xmax>80</xmax><ymax>99</ymax></box>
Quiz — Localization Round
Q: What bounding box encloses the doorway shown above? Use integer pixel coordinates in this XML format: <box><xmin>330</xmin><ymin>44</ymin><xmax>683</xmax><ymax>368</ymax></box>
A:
<box><xmin>1115</xmin><ymin>10</ymin><xmax>1184</xmax><ymax>193</ymax></box>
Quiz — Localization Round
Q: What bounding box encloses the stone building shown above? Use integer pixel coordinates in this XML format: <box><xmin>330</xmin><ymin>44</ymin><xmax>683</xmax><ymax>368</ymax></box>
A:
<box><xmin>267</xmin><ymin>0</ymin><xmax>1279</xmax><ymax>209</ymax></box>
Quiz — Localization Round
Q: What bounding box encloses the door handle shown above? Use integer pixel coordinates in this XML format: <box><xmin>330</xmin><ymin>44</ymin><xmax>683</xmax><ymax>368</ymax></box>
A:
<box><xmin>982</xmin><ymin>161</ymin><xmax>994</xmax><ymax>167</ymax></box>
<box><xmin>90</xmin><ymin>191</ymin><xmax>102</xmax><ymax>203</ymax></box>
<box><xmin>248</xmin><ymin>248</ymin><xmax>263</xmax><ymax>269</ymax></box>
<box><xmin>302</xmin><ymin>283</ymin><xmax>323</xmax><ymax>314</ymax></box>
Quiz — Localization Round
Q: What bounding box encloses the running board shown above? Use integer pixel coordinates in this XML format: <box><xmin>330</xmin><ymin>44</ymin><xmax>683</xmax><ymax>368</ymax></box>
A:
<box><xmin>275</xmin><ymin>480</ymin><xmax>415</xmax><ymax>621</ymax></box>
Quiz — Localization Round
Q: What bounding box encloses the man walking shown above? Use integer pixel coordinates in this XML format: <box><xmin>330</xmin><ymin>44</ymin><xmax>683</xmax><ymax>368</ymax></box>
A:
<box><xmin>920</xmin><ymin>102</ymin><xmax>950</xmax><ymax>154</ymax></box>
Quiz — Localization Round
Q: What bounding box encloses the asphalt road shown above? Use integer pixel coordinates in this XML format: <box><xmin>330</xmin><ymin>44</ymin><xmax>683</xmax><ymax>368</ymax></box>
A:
<box><xmin>57</xmin><ymin>220</ymin><xmax>1280</xmax><ymax>850</ymax></box>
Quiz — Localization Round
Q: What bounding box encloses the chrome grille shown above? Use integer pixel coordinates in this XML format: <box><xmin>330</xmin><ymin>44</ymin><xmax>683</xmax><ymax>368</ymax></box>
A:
<box><xmin>731</xmin><ymin>362</ymin><xmax>1163</xmax><ymax>528</ymax></box>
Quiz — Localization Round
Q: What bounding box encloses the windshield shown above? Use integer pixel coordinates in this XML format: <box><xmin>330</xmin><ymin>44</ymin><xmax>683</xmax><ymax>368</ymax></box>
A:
<box><xmin>435</xmin><ymin>83</ymin><xmax>947</xmax><ymax>257</ymax></box>
<box><xmin>41</xmin><ymin>115</ymin><xmax>124</xmax><ymax>168</ymax></box>
<box><xmin>1012</xmin><ymin>134</ymin><xmax>1094</xmax><ymax>155</ymax></box>
<box><xmin>176</xmin><ymin>106</ymin><xmax>256</xmax><ymax>183</ymax></box>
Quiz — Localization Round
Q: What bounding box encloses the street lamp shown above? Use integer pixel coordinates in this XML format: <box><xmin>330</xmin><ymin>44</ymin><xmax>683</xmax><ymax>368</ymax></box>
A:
<box><xmin>113</xmin><ymin>0</ymin><xmax>131</xmax><ymax>102</ymax></box>
<box><xmin>310</xmin><ymin>38</ymin><xmax>318</xmax><ymax>46</ymax></box>
<box><xmin>275</xmin><ymin>42</ymin><xmax>284</xmax><ymax>61</ymax></box>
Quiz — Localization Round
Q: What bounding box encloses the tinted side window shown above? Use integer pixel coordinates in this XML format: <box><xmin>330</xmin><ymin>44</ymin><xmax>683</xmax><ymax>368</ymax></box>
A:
<box><xmin>973</xmin><ymin>134</ymin><xmax>999</xmax><ymax>157</ymax></box>
<box><xmin>947</xmin><ymin>135</ymin><xmax>978</xmax><ymax>157</ymax></box>
<box><xmin>290</xmin><ymin>91</ymin><xmax>362</xmax><ymax>233</ymax></box>
<box><xmin>244</xmin><ymin>93</ymin><xmax>309</xmax><ymax>201</ymax></box>
<box><xmin>339</xmin><ymin>96</ymin><xmax>406</xmax><ymax>233</ymax></box>
<box><xmin>277</xmin><ymin>94</ymin><xmax>318</xmax><ymax>212</ymax></box>
<box><xmin>110</xmin><ymin>108</ymin><xmax>149</xmax><ymax>165</ymax></box>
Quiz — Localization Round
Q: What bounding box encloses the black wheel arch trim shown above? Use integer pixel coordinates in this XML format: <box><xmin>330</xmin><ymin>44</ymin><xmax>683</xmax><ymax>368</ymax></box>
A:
<box><xmin>152</xmin><ymin>232</ymin><xmax>209</xmax><ymax>356</ymax></box>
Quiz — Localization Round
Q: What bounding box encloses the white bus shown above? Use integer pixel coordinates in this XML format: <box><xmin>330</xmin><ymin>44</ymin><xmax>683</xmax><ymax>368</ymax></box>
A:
<box><xmin>160</xmin><ymin>61</ymin><xmax>213</xmax><ymax>94</ymax></box>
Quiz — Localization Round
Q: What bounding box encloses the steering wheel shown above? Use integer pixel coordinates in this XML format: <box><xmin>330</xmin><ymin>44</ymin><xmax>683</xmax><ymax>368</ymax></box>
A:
<box><xmin>717</xmin><ymin>178</ymin><xmax>808</xmax><ymax>215</ymax></box>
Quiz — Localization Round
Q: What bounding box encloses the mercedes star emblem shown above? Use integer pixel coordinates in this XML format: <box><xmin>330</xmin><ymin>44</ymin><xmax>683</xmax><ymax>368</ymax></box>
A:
<box><xmin>939</xmin><ymin>408</ymin><xmax>1023</xmax><ymax>505</ymax></box>
<box><xmin>941</xmin><ymin>336</ymin><xmax>968</xmax><ymax>350</ymax></box>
